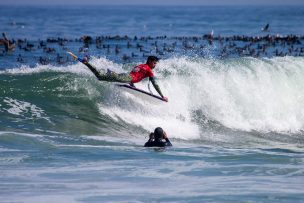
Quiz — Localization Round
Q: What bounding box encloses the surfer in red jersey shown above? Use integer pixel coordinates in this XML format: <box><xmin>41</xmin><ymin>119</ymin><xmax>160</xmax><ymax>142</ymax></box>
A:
<box><xmin>77</xmin><ymin>54</ymin><xmax>168</xmax><ymax>102</ymax></box>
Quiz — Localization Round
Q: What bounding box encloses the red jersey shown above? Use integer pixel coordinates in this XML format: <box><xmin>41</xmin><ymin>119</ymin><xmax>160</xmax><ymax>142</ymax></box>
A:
<box><xmin>129</xmin><ymin>64</ymin><xmax>154</xmax><ymax>83</ymax></box>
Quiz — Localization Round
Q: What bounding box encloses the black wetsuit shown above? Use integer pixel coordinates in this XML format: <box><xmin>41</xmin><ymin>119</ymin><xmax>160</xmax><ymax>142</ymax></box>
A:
<box><xmin>144</xmin><ymin>138</ymin><xmax>172</xmax><ymax>147</ymax></box>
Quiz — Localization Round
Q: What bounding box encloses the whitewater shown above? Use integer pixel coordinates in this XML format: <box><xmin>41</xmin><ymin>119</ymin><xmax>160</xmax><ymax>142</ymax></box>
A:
<box><xmin>2</xmin><ymin>56</ymin><xmax>304</xmax><ymax>138</ymax></box>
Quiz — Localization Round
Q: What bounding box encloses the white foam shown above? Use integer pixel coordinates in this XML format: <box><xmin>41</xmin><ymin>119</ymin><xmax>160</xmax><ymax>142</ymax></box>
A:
<box><xmin>0</xmin><ymin>56</ymin><xmax>124</xmax><ymax>76</ymax></box>
<box><xmin>159</xmin><ymin>56</ymin><xmax>304</xmax><ymax>133</ymax></box>
<box><xmin>3</xmin><ymin>56</ymin><xmax>304</xmax><ymax>135</ymax></box>
<box><xmin>2</xmin><ymin>97</ymin><xmax>51</xmax><ymax>122</ymax></box>
<box><xmin>0</xmin><ymin>131</ymin><xmax>43</xmax><ymax>138</ymax></box>
<box><xmin>97</xmin><ymin>56</ymin><xmax>304</xmax><ymax>136</ymax></box>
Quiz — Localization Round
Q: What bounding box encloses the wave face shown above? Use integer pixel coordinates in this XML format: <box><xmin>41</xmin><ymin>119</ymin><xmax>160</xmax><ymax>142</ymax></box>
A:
<box><xmin>1</xmin><ymin>56</ymin><xmax>304</xmax><ymax>146</ymax></box>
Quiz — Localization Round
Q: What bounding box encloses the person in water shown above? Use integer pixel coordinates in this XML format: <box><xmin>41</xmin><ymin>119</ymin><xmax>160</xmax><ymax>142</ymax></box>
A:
<box><xmin>144</xmin><ymin>127</ymin><xmax>172</xmax><ymax>147</ymax></box>
<box><xmin>0</xmin><ymin>33</ymin><xmax>14</xmax><ymax>52</ymax></box>
<box><xmin>81</xmin><ymin>55</ymin><xmax>168</xmax><ymax>102</ymax></box>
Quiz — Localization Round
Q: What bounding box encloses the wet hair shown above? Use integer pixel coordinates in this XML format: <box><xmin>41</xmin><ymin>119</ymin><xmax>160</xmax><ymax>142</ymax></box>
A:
<box><xmin>147</xmin><ymin>56</ymin><xmax>159</xmax><ymax>63</ymax></box>
<box><xmin>154</xmin><ymin>127</ymin><xmax>164</xmax><ymax>139</ymax></box>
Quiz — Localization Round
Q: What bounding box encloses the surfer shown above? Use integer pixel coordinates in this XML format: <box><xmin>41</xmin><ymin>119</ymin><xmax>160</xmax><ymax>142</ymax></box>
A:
<box><xmin>144</xmin><ymin>127</ymin><xmax>172</xmax><ymax>147</ymax></box>
<box><xmin>0</xmin><ymin>33</ymin><xmax>15</xmax><ymax>52</ymax></box>
<box><xmin>77</xmin><ymin>54</ymin><xmax>168</xmax><ymax>102</ymax></box>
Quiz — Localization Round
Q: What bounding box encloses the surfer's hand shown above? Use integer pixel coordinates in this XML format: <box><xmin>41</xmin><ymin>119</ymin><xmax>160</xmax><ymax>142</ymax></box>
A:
<box><xmin>163</xmin><ymin>96</ymin><xmax>168</xmax><ymax>102</ymax></box>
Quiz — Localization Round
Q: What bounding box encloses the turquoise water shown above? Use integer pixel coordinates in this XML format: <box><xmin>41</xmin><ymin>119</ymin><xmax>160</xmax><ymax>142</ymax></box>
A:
<box><xmin>1</xmin><ymin>5</ymin><xmax>304</xmax><ymax>203</ymax></box>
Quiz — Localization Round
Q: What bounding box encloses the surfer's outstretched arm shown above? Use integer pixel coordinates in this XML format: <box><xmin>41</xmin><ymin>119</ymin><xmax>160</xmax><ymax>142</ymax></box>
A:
<box><xmin>150</xmin><ymin>77</ymin><xmax>166</xmax><ymax>99</ymax></box>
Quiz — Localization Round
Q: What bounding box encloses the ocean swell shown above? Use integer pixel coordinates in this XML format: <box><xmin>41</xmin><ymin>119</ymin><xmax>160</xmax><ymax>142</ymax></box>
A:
<box><xmin>1</xmin><ymin>56</ymin><xmax>304</xmax><ymax>142</ymax></box>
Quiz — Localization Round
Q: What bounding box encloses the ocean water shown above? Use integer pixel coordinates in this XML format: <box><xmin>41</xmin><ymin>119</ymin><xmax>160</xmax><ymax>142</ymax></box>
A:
<box><xmin>1</xmin><ymin>5</ymin><xmax>304</xmax><ymax>203</ymax></box>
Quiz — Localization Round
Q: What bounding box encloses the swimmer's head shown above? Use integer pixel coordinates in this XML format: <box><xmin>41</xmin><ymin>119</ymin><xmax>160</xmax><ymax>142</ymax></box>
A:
<box><xmin>154</xmin><ymin>127</ymin><xmax>164</xmax><ymax>139</ymax></box>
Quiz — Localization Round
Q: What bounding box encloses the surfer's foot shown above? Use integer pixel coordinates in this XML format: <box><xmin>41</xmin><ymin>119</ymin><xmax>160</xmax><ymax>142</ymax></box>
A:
<box><xmin>106</xmin><ymin>69</ymin><xmax>115</xmax><ymax>75</ymax></box>
<box><xmin>81</xmin><ymin>55</ymin><xmax>91</xmax><ymax>63</ymax></box>
<box><xmin>81</xmin><ymin>57</ymin><xmax>88</xmax><ymax>63</ymax></box>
